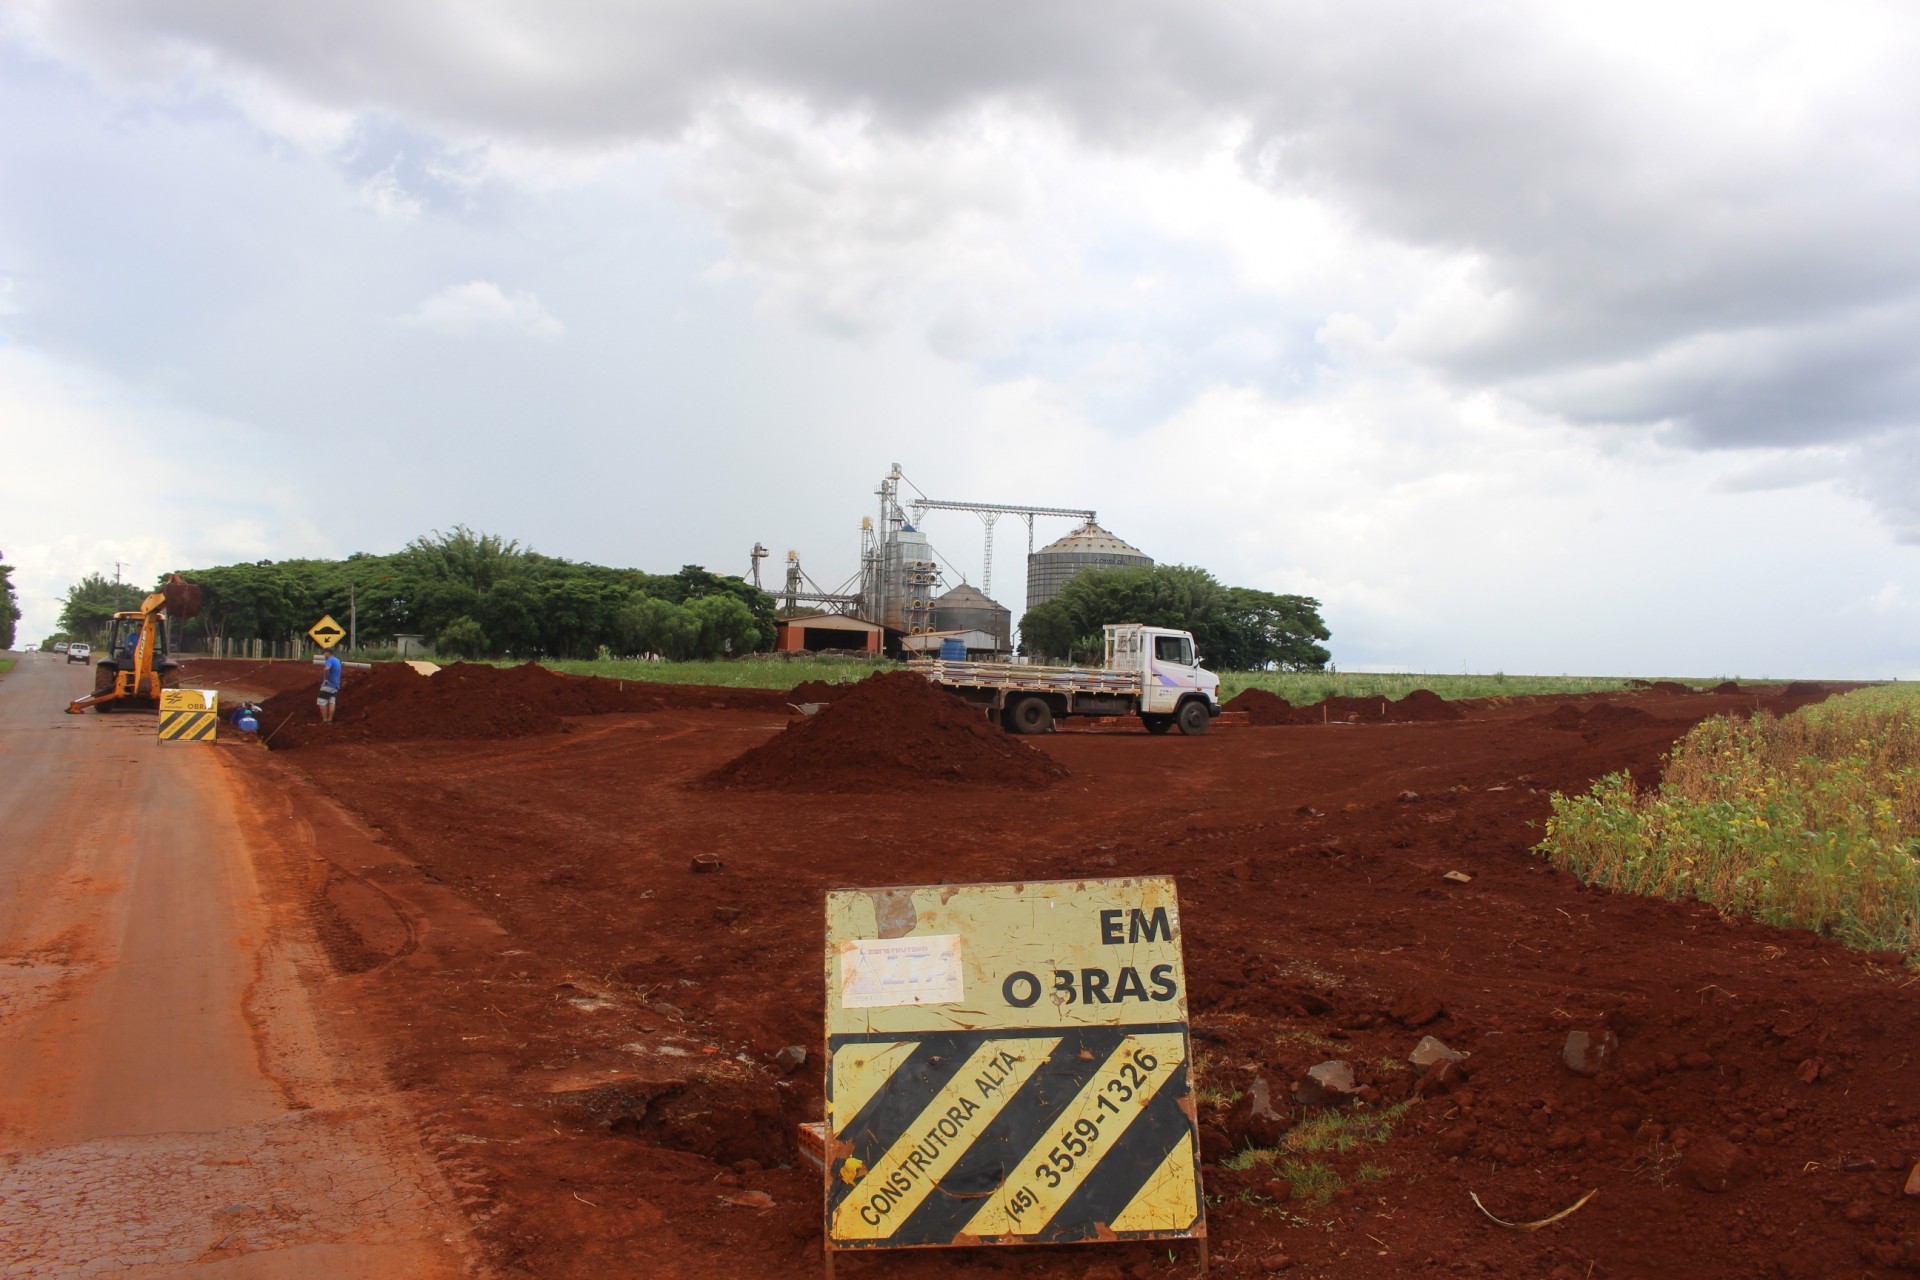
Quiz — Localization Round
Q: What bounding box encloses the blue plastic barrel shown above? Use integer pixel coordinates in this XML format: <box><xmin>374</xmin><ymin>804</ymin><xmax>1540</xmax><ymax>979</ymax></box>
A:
<box><xmin>939</xmin><ymin>638</ymin><xmax>966</xmax><ymax>661</ymax></box>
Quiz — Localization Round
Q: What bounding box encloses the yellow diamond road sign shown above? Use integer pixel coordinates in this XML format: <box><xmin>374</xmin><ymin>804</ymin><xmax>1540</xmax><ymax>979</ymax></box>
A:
<box><xmin>308</xmin><ymin>614</ymin><xmax>346</xmax><ymax>649</ymax></box>
<box><xmin>823</xmin><ymin>876</ymin><xmax>1204</xmax><ymax>1259</ymax></box>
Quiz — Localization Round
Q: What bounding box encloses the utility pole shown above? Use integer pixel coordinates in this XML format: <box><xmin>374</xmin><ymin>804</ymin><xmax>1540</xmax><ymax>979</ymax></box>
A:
<box><xmin>114</xmin><ymin>561</ymin><xmax>125</xmax><ymax>610</ymax></box>
<box><xmin>349</xmin><ymin>580</ymin><xmax>358</xmax><ymax>652</ymax></box>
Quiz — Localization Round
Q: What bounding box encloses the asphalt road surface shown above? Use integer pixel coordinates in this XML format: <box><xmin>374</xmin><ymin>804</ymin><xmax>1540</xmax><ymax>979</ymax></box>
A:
<box><xmin>0</xmin><ymin>653</ymin><xmax>470</xmax><ymax>1278</ymax></box>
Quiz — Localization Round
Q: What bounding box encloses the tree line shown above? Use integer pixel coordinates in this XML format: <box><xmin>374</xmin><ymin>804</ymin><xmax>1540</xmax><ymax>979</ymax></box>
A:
<box><xmin>52</xmin><ymin>527</ymin><xmax>779</xmax><ymax>661</ymax></box>
<box><xmin>1019</xmin><ymin>564</ymin><xmax>1331</xmax><ymax>670</ymax></box>
<box><xmin>41</xmin><ymin>530</ymin><xmax>1332</xmax><ymax>670</ymax></box>
<box><xmin>0</xmin><ymin>560</ymin><xmax>19</xmax><ymax>650</ymax></box>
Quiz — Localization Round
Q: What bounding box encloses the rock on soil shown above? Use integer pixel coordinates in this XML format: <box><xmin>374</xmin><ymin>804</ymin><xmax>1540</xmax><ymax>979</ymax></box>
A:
<box><xmin>1294</xmin><ymin>1060</ymin><xmax>1360</xmax><ymax>1107</ymax></box>
<box><xmin>705</xmin><ymin>669</ymin><xmax>1069</xmax><ymax>793</ymax></box>
<box><xmin>1409</xmin><ymin>1035</ymin><xmax>1468</xmax><ymax>1067</ymax></box>
<box><xmin>1563</xmin><ymin>1028</ymin><xmax>1619</xmax><ymax>1076</ymax></box>
<box><xmin>1227</xmin><ymin>1075</ymin><xmax>1292</xmax><ymax>1148</ymax></box>
<box><xmin>1676</xmin><ymin>1135</ymin><xmax>1756</xmax><ymax>1193</ymax></box>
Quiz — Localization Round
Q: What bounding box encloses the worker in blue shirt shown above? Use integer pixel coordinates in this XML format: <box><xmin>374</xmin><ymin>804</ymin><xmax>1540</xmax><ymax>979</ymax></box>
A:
<box><xmin>317</xmin><ymin>647</ymin><xmax>344</xmax><ymax>724</ymax></box>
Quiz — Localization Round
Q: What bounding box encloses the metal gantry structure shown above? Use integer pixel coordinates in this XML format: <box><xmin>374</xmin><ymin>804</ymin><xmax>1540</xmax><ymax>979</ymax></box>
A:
<box><xmin>906</xmin><ymin>496</ymin><xmax>1097</xmax><ymax>600</ymax></box>
<box><xmin>760</xmin><ymin>464</ymin><xmax>1099</xmax><ymax>633</ymax></box>
<box><xmin>781</xmin><ymin>550</ymin><xmax>863</xmax><ymax>615</ymax></box>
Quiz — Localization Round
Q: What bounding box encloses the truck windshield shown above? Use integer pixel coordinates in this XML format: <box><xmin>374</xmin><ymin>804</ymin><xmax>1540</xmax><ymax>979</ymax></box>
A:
<box><xmin>1154</xmin><ymin>635</ymin><xmax>1193</xmax><ymax>666</ymax></box>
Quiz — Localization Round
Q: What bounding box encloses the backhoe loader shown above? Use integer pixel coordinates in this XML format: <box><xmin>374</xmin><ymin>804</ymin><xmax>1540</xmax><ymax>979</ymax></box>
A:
<box><xmin>66</xmin><ymin>575</ymin><xmax>202</xmax><ymax>713</ymax></box>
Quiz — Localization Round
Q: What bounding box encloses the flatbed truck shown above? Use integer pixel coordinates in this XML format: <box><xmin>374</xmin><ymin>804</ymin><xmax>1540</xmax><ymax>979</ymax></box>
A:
<box><xmin>919</xmin><ymin>623</ymin><xmax>1222</xmax><ymax>735</ymax></box>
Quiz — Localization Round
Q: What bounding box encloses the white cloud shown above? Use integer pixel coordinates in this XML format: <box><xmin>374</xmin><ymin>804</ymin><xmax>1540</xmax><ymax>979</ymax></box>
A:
<box><xmin>0</xmin><ymin>345</ymin><xmax>325</xmax><ymax>644</ymax></box>
<box><xmin>395</xmin><ymin>281</ymin><xmax>564</xmax><ymax>340</ymax></box>
<box><xmin>357</xmin><ymin>160</ymin><xmax>423</xmax><ymax>219</ymax></box>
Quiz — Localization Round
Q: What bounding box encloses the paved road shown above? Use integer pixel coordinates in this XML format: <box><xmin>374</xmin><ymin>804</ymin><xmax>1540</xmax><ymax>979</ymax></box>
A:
<box><xmin>0</xmin><ymin>653</ymin><xmax>470</xmax><ymax>1278</ymax></box>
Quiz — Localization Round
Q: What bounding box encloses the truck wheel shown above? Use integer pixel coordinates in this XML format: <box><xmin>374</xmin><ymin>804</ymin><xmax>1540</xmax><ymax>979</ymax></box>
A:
<box><xmin>1176</xmin><ymin>700</ymin><xmax>1211</xmax><ymax>736</ymax></box>
<box><xmin>1141</xmin><ymin>714</ymin><xmax>1173</xmax><ymax>734</ymax></box>
<box><xmin>1007</xmin><ymin>696</ymin><xmax>1054</xmax><ymax>735</ymax></box>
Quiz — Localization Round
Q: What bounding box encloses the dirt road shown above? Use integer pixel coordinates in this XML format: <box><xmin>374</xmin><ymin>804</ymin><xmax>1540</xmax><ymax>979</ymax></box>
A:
<box><xmin>0</xmin><ymin>654</ymin><xmax>472</xmax><ymax>1278</ymax></box>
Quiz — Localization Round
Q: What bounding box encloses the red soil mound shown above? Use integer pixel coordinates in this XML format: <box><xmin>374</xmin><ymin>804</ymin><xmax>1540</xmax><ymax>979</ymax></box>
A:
<box><xmin>1528</xmin><ymin>701</ymin><xmax>1657</xmax><ymax>734</ymax></box>
<box><xmin>706</xmin><ymin>669</ymin><xmax>1068</xmax><ymax>793</ymax></box>
<box><xmin>1222</xmin><ymin>687</ymin><xmax>1297</xmax><ymax>725</ymax></box>
<box><xmin>252</xmin><ymin>662</ymin><xmax>790</xmax><ymax>750</ymax></box>
<box><xmin>1782</xmin><ymin>681</ymin><xmax>1826</xmax><ymax>699</ymax></box>
<box><xmin>786</xmin><ymin>679</ymin><xmax>839</xmax><ymax>703</ymax></box>
<box><xmin>1650</xmin><ymin>680</ymin><xmax>1693</xmax><ymax>694</ymax></box>
<box><xmin>1314</xmin><ymin>690</ymin><xmax>1466</xmax><ymax>723</ymax></box>
<box><xmin>257</xmin><ymin>663</ymin><xmax>557</xmax><ymax>749</ymax></box>
<box><xmin>1712</xmin><ymin>681</ymin><xmax>1742</xmax><ymax>694</ymax></box>
<box><xmin>1224</xmin><ymin>688</ymin><xmax>1464</xmax><ymax>725</ymax></box>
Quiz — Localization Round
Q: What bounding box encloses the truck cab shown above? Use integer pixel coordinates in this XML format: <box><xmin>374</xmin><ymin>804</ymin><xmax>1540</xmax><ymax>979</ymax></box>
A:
<box><xmin>1104</xmin><ymin>624</ymin><xmax>1221</xmax><ymax>733</ymax></box>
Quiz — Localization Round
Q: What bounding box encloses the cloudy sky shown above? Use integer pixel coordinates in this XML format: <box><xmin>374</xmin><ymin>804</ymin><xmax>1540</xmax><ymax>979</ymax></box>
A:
<box><xmin>3</xmin><ymin>0</ymin><xmax>1917</xmax><ymax>676</ymax></box>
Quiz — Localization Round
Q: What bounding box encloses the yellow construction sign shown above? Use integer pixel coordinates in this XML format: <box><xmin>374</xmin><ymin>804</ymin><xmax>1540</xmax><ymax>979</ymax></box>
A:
<box><xmin>157</xmin><ymin>688</ymin><xmax>218</xmax><ymax>743</ymax></box>
<box><xmin>308</xmin><ymin>614</ymin><xmax>346</xmax><ymax>649</ymax></box>
<box><xmin>823</xmin><ymin>877</ymin><xmax>1203</xmax><ymax>1258</ymax></box>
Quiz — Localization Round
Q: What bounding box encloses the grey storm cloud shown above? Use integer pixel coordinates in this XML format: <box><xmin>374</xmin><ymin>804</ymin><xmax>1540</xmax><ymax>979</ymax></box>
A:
<box><xmin>21</xmin><ymin>1</ymin><xmax>1920</xmax><ymax>487</ymax></box>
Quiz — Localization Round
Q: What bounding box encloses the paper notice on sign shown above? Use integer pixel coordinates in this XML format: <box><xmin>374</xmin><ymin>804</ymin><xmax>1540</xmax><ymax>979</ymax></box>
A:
<box><xmin>837</xmin><ymin>935</ymin><xmax>964</xmax><ymax>1009</ymax></box>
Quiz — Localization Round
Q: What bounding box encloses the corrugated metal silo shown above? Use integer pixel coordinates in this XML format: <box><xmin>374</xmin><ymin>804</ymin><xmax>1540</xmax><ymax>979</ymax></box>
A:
<box><xmin>930</xmin><ymin>584</ymin><xmax>1012</xmax><ymax>651</ymax></box>
<box><xmin>1026</xmin><ymin>521</ymin><xmax>1153</xmax><ymax>611</ymax></box>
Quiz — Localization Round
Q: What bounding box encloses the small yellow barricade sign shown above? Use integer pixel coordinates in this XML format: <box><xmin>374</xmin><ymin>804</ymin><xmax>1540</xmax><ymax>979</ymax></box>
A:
<box><xmin>158</xmin><ymin>688</ymin><xmax>218</xmax><ymax>743</ymax></box>
<box><xmin>823</xmin><ymin>877</ymin><xmax>1204</xmax><ymax>1262</ymax></box>
<box><xmin>308</xmin><ymin>614</ymin><xmax>346</xmax><ymax>649</ymax></box>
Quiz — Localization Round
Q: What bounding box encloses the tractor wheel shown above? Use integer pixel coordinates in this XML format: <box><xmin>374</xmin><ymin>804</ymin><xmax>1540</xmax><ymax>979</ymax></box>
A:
<box><xmin>1176</xmin><ymin>699</ymin><xmax>1211</xmax><ymax>736</ymax></box>
<box><xmin>1006</xmin><ymin>696</ymin><xmax>1055</xmax><ymax>735</ymax></box>
<box><xmin>1141</xmin><ymin>714</ymin><xmax>1173</xmax><ymax>734</ymax></box>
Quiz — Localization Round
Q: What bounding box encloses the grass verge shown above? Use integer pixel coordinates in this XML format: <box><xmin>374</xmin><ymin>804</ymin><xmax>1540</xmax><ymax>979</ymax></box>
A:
<box><xmin>1537</xmin><ymin>683</ymin><xmax>1920</xmax><ymax>954</ymax></box>
<box><xmin>0</xmin><ymin>657</ymin><xmax>13</xmax><ymax>678</ymax></box>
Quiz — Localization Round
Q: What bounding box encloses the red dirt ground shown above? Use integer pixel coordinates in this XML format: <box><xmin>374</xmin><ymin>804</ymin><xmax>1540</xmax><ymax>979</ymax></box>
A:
<box><xmin>176</xmin><ymin>660</ymin><xmax>1919</xmax><ymax>1280</ymax></box>
<box><xmin>706</xmin><ymin>669</ymin><xmax>1068</xmax><ymax>793</ymax></box>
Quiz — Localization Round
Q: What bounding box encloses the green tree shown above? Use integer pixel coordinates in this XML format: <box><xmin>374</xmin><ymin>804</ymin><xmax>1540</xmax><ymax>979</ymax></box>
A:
<box><xmin>403</xmin><ymin>526</ymin><xmax>528</xmax><ymax>593</ymax></box>
<box><xmin>688</xmin><ymin>594</ymin><xmax>759</xmax><ymax>659</ymax></box>
<box><xmin>615</xmin><ymin>595</ymin><xmax>700</xmax><ymax>659</ymax></box>
<box><xmin>436</xmin><ymin>616</ymin><xmax>489</xmax><ymax>659</ymax></box>
<box><xmin>0</xmin><ymin>561</ymin><xmax>19</xmax><ymax>650</ymax></box>
<box><xmin>1017</xmin><ymin>599</ymin><xmax>1081</xmax><ymax>662</ymax></box>
<box><xmin>183</xmin><ymin>561</ymin><xmax>316</xmax><ymax>651</ymax></box>
<box><xmin>1018</xmin><ymin>565</ymin><xmax>1330</xmax><ymax>670</ymax></box>
<box><xmin>1213</xmin><ymin>587</ymin><xmax>1332</xmax><ymax>671</ymax></box>
<box><xmin>58</xmin><ymin>572</ymin><xmax>126</xmax><ymax>643</ymax></box>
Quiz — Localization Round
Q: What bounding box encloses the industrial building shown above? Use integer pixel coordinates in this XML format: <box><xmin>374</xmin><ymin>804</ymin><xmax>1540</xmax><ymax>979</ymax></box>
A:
<box><xmin>773</xmin><ymin>613</ymin><xmax>885</xmax><ymax>654</ymax></box>
<box><xmin>760</xmin><ymin>463</ymin><xmax>1152</xmax><ymax>655</ymax></box>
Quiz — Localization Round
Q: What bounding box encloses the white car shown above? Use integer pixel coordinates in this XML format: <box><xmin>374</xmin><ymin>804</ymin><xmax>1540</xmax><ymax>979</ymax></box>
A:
<box><xmin>52</xmin><ymin>642</ymin><xmax>68</xmax><ymax>653</ymax></box>
<box><xmin>67</xmin><ymin>643</ymin><xmax>92</xmax><ymax>664</ymax></box>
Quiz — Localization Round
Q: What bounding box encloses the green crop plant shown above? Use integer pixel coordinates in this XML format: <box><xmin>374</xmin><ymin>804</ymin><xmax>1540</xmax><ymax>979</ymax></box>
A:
<box><xmin>1538</xmin><ymin>684</ymin><xmax>1920</xmax><ymax>955</ymax></box>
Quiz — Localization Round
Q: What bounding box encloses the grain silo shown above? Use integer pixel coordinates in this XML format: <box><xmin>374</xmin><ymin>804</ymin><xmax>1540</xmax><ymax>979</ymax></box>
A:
<box><xmin>930</xmin><ymin>584</ymin><xmax>1013</xmax><ymax>652</ymax></box>
<box><xmin>1026</xmin><ymin>520</ymin><xmax>1154</xmax><ymax>611</ymax></box>
<box><xmin>881</xmin><ymin>523</ymin><xmax>938</xmax><ymax>634</ymax></box>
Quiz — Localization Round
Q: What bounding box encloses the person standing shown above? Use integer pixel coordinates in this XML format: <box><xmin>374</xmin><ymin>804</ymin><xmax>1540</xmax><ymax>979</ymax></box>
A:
<box><xmin>317</xmin><ymin>647</ymin><xmax>343</xmax><ymax>724</ymax></box>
